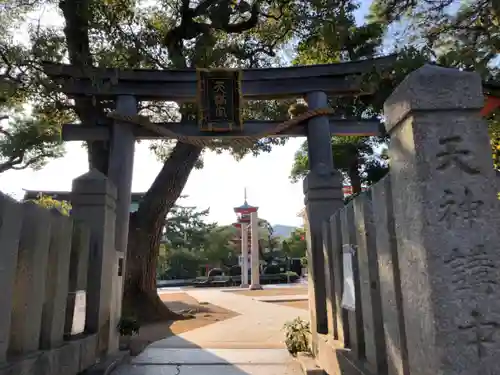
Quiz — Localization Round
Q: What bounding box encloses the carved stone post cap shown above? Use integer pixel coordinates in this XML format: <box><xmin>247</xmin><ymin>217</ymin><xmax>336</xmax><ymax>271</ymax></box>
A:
<box><xmin>72</xmin><ymin>169</ymin><xmax>117</xmax><ymax>199</ymax></box>
<box><xmin>384</xmin><ymin>64</ymin><xmax>484</xmax><ymax>132</ymax></box>
<box><xmin>303</xmin><ymin>168</ymin><xmax>343</xmax><ymax>193</ymax></box>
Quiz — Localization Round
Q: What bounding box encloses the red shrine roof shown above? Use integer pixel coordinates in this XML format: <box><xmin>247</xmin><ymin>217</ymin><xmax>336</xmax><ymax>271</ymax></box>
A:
<box><xmin>233</xmin><ymin>200</ymin><xmax>258</xmax><ymax>213</ymax></box>
<box><xmin>234</xmin><ymin>189</ymin><xmax>259</xmax><ymax>214</ymax></box>
<box><xmin>234</xmin><ymin>188</ymin><xmax>258</xmax><ymax>213</ymax></box>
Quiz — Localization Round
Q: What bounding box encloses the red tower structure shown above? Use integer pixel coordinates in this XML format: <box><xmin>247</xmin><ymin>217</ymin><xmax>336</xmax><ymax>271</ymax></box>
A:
<box><xmin>232</xmin><ymin>189</ymin><xmax>258</xmax><ymax>256</ymax></box>
<box><xmin>233</xmin><ymin>188</ymin><xmax>258</xmax><ymax>221</ymax></box>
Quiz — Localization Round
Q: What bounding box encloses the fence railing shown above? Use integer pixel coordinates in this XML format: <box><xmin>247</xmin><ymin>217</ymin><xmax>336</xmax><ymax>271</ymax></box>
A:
<box><xmin>0</xmin><ymin>169</ymin><xmax>121</xmax><ymax>375</ymax></box>
<box><xmin>307</xmin><ymin>65</ymin><xmax>500</xmax><ymax>375</ymax></box>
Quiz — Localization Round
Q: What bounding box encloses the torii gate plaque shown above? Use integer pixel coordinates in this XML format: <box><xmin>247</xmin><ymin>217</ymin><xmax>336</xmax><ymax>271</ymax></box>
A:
<box><xmin>197</xmin><ymin>68</ymin><xmax>243</xmax><ymax>132</ymax></box>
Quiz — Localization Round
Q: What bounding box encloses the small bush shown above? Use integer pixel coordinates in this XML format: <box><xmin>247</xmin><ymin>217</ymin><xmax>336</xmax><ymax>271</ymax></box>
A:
<box><xmin>117</xmin><ymin>316</ymin><xmax>140</xmax><ymax>336</ymax></box>
<box><xmin>283</xmin><ymin>317</ymin><xmax>310</xmax><ymax>355</ymax></box>
<box><xmin>29</xmin><ymin>194</ymin><xmax>71</xmax><ymax>216</ymax></box>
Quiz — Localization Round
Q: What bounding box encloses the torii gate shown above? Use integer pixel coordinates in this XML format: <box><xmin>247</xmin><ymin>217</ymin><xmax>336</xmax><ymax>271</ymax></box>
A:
<box><xmin>42</xmin><ymin>55</ymin><xmax>395</xmax><ymax>335</ymax></box>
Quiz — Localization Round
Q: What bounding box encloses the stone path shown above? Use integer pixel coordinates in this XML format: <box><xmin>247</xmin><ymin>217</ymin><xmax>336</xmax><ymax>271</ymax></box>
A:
<box><xmin>112</xmin><ymin>287</ymin><xmax>308</xmax><ymax>375</ymax></box>
<box><xmin>251</xmin><ymin>294</ymin><xmax>308</xmax><ymax>302</ymax></box>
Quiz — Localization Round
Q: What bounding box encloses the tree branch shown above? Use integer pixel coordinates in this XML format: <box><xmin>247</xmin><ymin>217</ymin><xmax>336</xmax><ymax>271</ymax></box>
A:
<box><xmin>10</xmin><ymin>152</ymin><xmax>54</xmax><ymax>170</ymax></box>
<box><xmin>194</xmin><ymin>0</ymin><xmax>218</xmax><ymax>16</ymax></box>
<box><xmin>0</xmin><ymin>157</ymin><xmax>21</xmax><ymax>173</ymax></box>
<box><xmin>0</xmin><ymin>125</ymin><xmax>13</xmax><ymax>139</ymax></box>
<box><xmin>217</xmin><ymin>2</ymin><xmax>260</xmax><ymax>33</ymax></box>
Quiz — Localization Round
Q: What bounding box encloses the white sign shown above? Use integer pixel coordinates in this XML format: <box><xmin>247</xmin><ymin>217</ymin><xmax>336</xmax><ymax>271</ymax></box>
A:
<box><xmin>71</xmin><ymin>290</ymin><xmax>86</xmax><ymax>335</ymax></box>
<box><xmin>341</xmin><ymin>245</ymin><xmax>356</xmax><ymax>311</ymax></box>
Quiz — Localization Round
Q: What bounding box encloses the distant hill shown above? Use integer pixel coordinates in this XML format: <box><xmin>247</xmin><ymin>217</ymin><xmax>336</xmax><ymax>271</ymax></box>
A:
<box><xmin>272</xmin><ymin>224</ymin><xmax>297</xmax><ymax>239</ymax></box>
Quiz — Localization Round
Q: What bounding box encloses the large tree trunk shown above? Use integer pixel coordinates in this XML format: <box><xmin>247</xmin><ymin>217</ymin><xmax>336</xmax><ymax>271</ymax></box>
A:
<box><xmin>123</xmin><ymin>142</ymin><xmax>203</xmax><ymax>322</ymax></box>
<box><xmin>59</xmin><ymin>0</ymin><xmax>201</xmax><ymax>323</ymax></box>
<box><xmin>59</xmin><ymin>0</ymin><xmax>110</xmax><ymax>175</ymax></box>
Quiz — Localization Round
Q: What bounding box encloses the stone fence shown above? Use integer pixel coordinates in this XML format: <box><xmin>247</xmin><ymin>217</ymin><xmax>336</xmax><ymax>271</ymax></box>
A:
<box><xmin>307</xmin><ymin>65</ymin><xmax>500</xmax><ymax>375</ymax></box>
<box><xmin>0</xmin><ymin>170</ymin><xmax>123</xmax><ymax>375</ymax></box>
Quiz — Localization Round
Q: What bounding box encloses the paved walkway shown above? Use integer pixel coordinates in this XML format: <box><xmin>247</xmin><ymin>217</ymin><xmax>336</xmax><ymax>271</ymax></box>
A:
<box><xmin>112</xmin><ymin>288</ymin><xmax>309</xmax><ymax>375</ymax></box>
<box><xmin>252</xmin><ymin>294</ymin><xmax>308</xmax><ymax>302</ymax></box>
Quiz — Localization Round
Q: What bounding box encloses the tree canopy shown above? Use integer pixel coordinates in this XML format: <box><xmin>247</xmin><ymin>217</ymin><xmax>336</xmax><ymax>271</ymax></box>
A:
<box><xmin>289</xmin><ymin>0</ymin><xmax>500</xmax><ymax>189</ymax></box>
<box><xmin>158</xmin><ymin>205</ymin><xmax>239</xmax><ymax>279</ymax></box>
<box><xmin>369</xmin><ymin>0</ymin><xmax>500</xmax><ymax>170</ymax></box>
<box><xmin>0</xmin><ymin>7</ymin><xmax>69</xmax><ymax>173</ymax></box>
<box><xmin>287</xmin><ymin>0</ymin><xmax>392</xmax><ymax>192</ymax></box>
<box><xmin>281</xmin><ymin>227</ymin><xmax>307</xmax><ymax>259</ymax></box>
<box><xmin>163</xmin><ymin>204</ymin><xmax>216</xmax><ymax>251</ymax></box>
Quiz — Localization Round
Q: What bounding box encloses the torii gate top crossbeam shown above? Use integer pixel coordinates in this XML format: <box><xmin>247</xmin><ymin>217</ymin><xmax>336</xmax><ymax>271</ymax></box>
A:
<box><xmin>42</xmin><ymin>55</ymin><xmax>397</xmax><ymax>101</ymax></box>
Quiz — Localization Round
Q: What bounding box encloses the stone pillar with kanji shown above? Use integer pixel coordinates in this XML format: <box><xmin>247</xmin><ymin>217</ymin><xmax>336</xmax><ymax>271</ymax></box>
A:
<box><xmin>384</xmin><ymin>65</ymin><xmax>500</xmax><ymax>375</ymax></box>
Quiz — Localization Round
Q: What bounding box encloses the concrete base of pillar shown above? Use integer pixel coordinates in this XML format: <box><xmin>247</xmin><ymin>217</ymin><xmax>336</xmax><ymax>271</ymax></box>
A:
<box><xmin>249</xmin><ymin>284</ymin><xmax>263</xmax><ymax>290</ymax></box>
<box><xmin>240</xmin><ymin>284</ymin><xmax>249</xmax><ymax>288</ymax></box>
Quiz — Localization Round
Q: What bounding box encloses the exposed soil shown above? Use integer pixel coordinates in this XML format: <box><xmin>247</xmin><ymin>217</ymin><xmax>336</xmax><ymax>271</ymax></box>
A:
<box><xmin>229</xmin><ymin>287</ymin><xmax>308</xmax><ymax>297</ymax></box>
<box><xmin>125</xmin><ymin>292</ymin><xmax>238</xmax><ymax>356</ymax></box>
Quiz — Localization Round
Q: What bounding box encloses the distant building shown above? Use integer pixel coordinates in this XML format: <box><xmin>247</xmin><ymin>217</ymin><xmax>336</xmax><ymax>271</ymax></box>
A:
<box><xmin>22</xmin><ymin>190</ymin><xmax>178</xmax><ymax>243</ymax></box>
<box><xmin>23</xmin><ymin>190</ymin><xmax>146</xmax><ymax>213</ymax></box>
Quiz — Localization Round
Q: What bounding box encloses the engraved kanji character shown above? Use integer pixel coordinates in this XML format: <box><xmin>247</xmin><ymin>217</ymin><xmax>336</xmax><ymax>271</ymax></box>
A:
<box><xmin>436</xmin><ymin>136</ymin><xmax>480</xmax><ymax>174</ymax></box>
<box><xmin>214</xmin><ymin>93</ymin><xmax>227</xmax><ymax>106</ymax></box>
<box><xmin>438</xmin><ymin>187</ymin><xmax>483</xmax><ymax>228</ymax></box>
<box><xmin>459</xmin><ymin>309</ymin><xmax>499</xmax><ymax>359</ymax></box>
<box><xmin>445</xmin><ymin>245</ymin><xmax>496</xmax><ymax>294</ymax></box>
<box><xmin>215</xmin><ymin>106</ymin><xmax>227</xmax><ymax>117</ymax></box>
<box><xmin>213</xmin><ymin>81</ymin><xmax>226</xmax><ymax>94</ymax></box>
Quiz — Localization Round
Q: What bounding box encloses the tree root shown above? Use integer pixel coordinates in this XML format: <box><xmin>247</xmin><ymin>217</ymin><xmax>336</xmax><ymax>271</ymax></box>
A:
<box><xmin>122</xmin><ymin>289</ymin><xmax>189</xmax><ymax>324</ymax></box>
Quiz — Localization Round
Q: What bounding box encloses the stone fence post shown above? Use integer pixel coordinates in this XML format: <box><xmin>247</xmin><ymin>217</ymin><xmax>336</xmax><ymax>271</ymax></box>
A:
<box><xmin>0</xmin><ymin>194</ymin><xmax>23</xmax><ymax>361</ymax></box>
<box><xmin>9</xmin><ymin>202</ymin><xmax>52</xmax><ymax>356</ymax></box>
<box><xmin>384</xmin><ymin>65</ymin><xmax>500</xmax><ymax>375</ymax></box>
<box><xmin>71</xmin><ymin>169</ymin><xmax>118</xmax><ymax>356</ymax></box>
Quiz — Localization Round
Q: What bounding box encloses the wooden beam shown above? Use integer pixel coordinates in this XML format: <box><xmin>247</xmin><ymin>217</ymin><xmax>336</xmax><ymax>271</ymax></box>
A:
<box><xmin>43</xmin><ymin>55</ymin><xmax>397</xmax><ymax>83</ymax></box>
<box><xmin>61</xmin><ymin>119</ymin><xmax>383</xmax><ymax>141</ymax></box>
<box><xmin>43</xmin><ymin>55</ymin><xmax>397</xmax><ymax>101</ymax></box>
<box><xmin>53</xmin><ymin>75</ymin><xmax>364</xmax><ymax>101</ymax></box>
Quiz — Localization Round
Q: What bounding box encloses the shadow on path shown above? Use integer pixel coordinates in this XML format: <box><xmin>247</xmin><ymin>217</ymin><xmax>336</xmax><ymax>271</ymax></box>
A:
<box><xmin>112</xmin><ymin>288</ymin><xmax>304</xmax><ymax>375</ymax></box>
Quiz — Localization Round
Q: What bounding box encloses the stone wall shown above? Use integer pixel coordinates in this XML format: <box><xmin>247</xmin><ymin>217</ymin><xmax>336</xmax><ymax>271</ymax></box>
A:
<box><xmin>310</xmin><ymin>65</ymin><xmax>500</xmax><ymax>375</ymax></box>
<box><xmin>0</xmin><ymin>169</ymin><xmax>122</xmax><ymax>375</ymax></box>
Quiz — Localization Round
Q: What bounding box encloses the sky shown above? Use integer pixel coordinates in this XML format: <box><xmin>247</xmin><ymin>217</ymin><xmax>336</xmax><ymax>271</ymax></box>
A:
<box><xmin>0</xmin><ymin>0</ymin><xmax>375</xmax><ymax>228</ymax></box>
<box><xmin>0</xmin><ymin>138</ymin><xmax>306</xmax><ymax>226</ymax></box>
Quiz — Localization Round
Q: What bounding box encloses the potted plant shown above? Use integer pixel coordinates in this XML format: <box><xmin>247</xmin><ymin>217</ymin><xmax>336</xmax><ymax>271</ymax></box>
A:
<box><xmin>117</xmin><ymin>316</ymin><xmax>140</xmax><ymax>350</ymax></box>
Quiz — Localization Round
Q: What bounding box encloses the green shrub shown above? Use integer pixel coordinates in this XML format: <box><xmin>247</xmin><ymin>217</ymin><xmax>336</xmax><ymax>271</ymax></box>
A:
<box><xmin>283</xmin><ymin>317</ymin><xmax>310</xmax><ymax>355</ymax></box>
<box><xmin>29</xmin><ymin>194</ymin><xmax>71</xmax><ymax>216</ymax></box>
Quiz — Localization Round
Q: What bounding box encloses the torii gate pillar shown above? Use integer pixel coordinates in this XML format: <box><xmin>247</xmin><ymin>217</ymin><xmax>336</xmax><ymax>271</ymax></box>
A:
<box><xmin>303</xmin><ymin>91</ymin><xmax>344</xmax><ymax>351</ymax></box>
<box><xmin>106</xmin><ymin>95</ymin><xmax>137</xmax><ymax>352</ymax></box>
